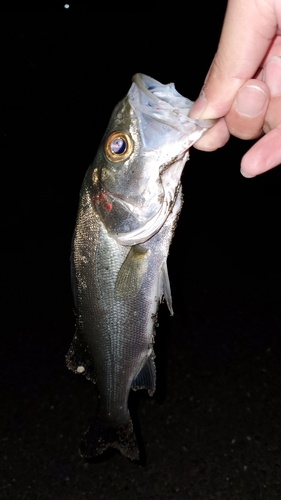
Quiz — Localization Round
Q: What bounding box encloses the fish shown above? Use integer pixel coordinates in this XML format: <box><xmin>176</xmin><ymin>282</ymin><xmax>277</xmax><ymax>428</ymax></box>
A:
<box><xmin>66</xmin><ymin>73</ymin><xmax>214</xmax><ymax>461</ymax></box>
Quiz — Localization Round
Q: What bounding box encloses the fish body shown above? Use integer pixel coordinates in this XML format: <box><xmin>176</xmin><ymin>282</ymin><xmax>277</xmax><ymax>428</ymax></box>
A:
<box><xmin>66</xmin><ymin>74</ymin><xmax>213</xmax><ymax>460</ymax></box>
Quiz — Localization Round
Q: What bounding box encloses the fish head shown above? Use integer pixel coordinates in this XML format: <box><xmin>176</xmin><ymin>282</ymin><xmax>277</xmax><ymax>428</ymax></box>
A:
<box><xmin>90</xmin><ymin>73</ymin><xmax>215</xmax><ymax>245</ymax></box>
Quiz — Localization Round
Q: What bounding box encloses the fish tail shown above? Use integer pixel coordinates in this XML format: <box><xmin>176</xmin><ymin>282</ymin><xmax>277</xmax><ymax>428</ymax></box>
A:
<box><xmin>79</xmin><ymin>417</ymin><xmax>139</xmax><ymax>461</ymax></box>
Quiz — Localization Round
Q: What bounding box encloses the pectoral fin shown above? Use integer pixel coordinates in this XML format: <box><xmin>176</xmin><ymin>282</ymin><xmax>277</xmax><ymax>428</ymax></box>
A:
<box><xmin>115</xmin><ymin>245</ymin><xmax>149</xmax><ymax>299</ymax></box>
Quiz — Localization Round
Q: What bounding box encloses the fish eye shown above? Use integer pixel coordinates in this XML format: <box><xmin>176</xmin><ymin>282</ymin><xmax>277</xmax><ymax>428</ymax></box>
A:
<box><xmin>111</xmin><ymin>137</ymin><xmax>126</xmax><ymax>154</ymax></box>
<box><xmin>104</xmin><ymin>131</ymin><xmax>133</xmax><ymax>163</ymax></box>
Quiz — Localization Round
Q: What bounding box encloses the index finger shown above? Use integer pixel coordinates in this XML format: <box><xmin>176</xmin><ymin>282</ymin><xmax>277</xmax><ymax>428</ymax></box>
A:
<box><xmin>189</xmin><ymin>0</ymin><xmax>277</xmax><ymax>120</ymax></box>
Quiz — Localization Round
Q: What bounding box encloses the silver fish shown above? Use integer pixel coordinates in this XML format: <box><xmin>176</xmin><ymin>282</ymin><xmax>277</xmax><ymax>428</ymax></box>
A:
<box><xmin>66</xmin><ymin>73</ymin><xmax>214</xmax><ymax>460</ymax></box>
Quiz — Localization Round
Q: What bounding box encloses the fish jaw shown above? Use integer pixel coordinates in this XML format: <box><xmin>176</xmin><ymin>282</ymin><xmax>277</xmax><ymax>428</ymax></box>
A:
<box><xmin>92</xmin><ymin>73</ymin><xmax>215</xmax><ymax>245</ymax></box>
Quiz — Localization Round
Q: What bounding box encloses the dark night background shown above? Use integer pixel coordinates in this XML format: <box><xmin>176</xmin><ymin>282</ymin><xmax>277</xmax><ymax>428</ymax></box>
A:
<box><xmin>2</xmin><ymin>8</ymin><xmax>281</xmax><ymax>499</ymax></box>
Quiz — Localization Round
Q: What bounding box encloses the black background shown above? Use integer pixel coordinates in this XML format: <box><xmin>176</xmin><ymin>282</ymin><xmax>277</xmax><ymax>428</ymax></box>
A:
<box><xmin>2</xmin><ymin>8</ymin><xmax>281</xmax><ymax>499</ymax></box>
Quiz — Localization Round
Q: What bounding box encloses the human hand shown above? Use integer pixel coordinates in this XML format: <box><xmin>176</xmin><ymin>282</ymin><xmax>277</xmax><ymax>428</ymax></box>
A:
<box><xmin>189</xmin><ymin>0</ymin><xmax>281</xmax><ymax>177</ymax></box>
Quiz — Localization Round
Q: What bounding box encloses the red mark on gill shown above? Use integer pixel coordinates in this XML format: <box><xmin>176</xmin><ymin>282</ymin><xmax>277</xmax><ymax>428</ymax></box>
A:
<box><xmin>92</xmin><ymin>191</ymin><xmax>105</xmax><ymax>204</ymax></box>
<box><xmin>92</xmin><ymin>192</ymin><xmax>112</xmax><ymax>212</ymax></box>
<box><xmin>104</xmin><ymin>202</ymin><xmax>112</xmax><ymax>212</ymax></box>
<box><xmin>98</xmin><ymin>192</ymin><xmax>106</xmax><ymax>202</ymax></box>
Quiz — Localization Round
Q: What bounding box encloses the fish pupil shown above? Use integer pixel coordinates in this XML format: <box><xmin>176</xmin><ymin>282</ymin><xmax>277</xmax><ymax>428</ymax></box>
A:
<box><xmin>110</xmin><ymin>137</ymin><xmax>126</xmax><ymax>155</ymax></box>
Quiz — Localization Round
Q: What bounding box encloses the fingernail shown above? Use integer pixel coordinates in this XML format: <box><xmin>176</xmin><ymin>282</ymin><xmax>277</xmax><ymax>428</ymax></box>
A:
<box><xmin>263</xmin><ymin>56</ymin><xmax>281</xmax><ymax>96</ymax></box>
<box><xmin>235</xmin><ymin>85</ymin><xmax>268</xmax><ymax>117</ymax></box>
<box><xmin>240</xmin><ymin>169</ymin><xmax>254</xmax><ymax>178</ymax></box>
<box><xmin>189</xmin><ymin>91</ymin><xmax>207</xmax><ymax>119</ymax></box>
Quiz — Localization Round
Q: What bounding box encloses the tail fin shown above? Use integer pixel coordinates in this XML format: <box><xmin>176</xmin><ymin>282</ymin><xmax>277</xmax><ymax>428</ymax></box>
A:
<box><xmin>79</xmin><ymin>417</ymin><xmax>139</xmax><ymax>461</ymax></box>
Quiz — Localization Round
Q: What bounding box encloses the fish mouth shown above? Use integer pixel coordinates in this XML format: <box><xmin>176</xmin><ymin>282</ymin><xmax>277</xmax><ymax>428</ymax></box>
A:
<box><xmin>131</xmin><ymin>73</ymin><xmax>215</xmax><ymax>130</ymax></box>
<box><xmin>128</xmin><ymin>74</ymin><xmax>216</xmax><ymax>155</ymax></box>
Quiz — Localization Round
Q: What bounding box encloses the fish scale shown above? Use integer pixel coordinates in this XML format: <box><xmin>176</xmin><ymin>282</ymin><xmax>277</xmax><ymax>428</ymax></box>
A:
<box><xmin>66</xmin><ymin>74</ymin><xmax>214</xmax><ymax>460</ymax></box>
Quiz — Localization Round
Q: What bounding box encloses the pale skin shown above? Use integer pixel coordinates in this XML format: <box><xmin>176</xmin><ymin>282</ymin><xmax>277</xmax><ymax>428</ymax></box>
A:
<box><xmin>189</xmin><ymin>0</ymin><xmax>281</xmax><ymax>177</ymax></box>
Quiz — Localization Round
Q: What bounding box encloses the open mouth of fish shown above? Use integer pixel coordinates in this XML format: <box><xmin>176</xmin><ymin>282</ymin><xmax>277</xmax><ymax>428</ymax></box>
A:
<box><xmin>131</xmin><ymin>73</ymin><xmax>214</xmax><ymax>133</ymax></box>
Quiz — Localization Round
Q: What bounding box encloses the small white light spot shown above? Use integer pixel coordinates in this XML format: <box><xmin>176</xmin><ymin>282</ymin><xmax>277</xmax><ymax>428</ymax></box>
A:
<box><xmin>77</xmin><ymin>366</ymin><xmax>85</xmax><ymax>373</ymax></box>
<box><xmin>64</xmin><ymin>4</ymin><xmax>70</xmax><ymax>8</ymax></box>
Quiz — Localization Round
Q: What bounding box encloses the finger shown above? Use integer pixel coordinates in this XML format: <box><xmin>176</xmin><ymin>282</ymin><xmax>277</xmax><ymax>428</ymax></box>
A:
<box><xmin>261</xmin><ymin>36</ymin><xmax>281</xmax><ymax>67</ymax></box>
<box><xmin>193</xmin><ymin>117</ymin><xmax>230</xmax><ymax>151</ymax></box>
<box><xmin>225</xmin><ymin>80</ymin><xmax>270</xmax><ymax>140</ymax></box>
<box><xmin>241</xmin><ymin>123</ymin><xmax>281</xmax><ymax>176</ymax></box>
<box><xmin>263</xmin><ymin>55</ymin><xmax>281</xmax><ymax>95</ymax></box>
<box><xmin>264</xmin><ymin>96</ymin><xmax>281</xmax><ymax>137</ymax></box>
<box><xmin>262</xmin><ymin>57</ymin><xmax>281</xmax><ymax>132</ymax></box>
<box><xmin>189</xmin><ymin>0</ymin><xmax>277</xmax><ymax>120</ymax></box>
